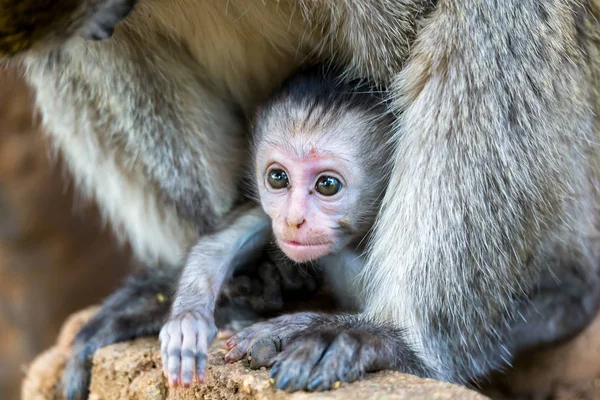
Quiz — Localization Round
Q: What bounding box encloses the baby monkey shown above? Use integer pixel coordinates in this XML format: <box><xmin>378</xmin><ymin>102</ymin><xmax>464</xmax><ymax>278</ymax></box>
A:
<box><xmin>160</xmin><ymin>64</ymin><xmax>394</xmax><ymax>389</ymax></box>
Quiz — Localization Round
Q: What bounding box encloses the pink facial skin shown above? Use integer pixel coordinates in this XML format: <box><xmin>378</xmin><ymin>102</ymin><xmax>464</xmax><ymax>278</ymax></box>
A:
<box><xmin>256</xmin><ymin>144</ymin><xmax>363</xmax><ymax>263</ymax></box>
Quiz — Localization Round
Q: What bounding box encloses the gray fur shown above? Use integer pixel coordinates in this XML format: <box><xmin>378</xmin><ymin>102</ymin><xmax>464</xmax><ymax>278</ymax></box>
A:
<box><xmin>4</xmin><ymin>0</ymin><xmax>599</xmax><ymax>397</ymax></box>
<box><xmin>165</xmin><ymin>64</ymin><xmax>393</xmax><ymax>386</ymax></box>
<box><xmin>364</xmin><ymin>0</ymin><xmax>600</xmax><ymax>383</ymax></box>
<box><xmin>160</xmin><ymin>203</ymin><xmax>271</xmax><ymax>387</ymax></box>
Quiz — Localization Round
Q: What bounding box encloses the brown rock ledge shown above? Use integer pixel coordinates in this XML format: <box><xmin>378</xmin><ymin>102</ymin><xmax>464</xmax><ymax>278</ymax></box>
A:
<box><xmin>21</xmin><ymin>307</ymin><xmax>487</xmax><ymax>400</ymax></box>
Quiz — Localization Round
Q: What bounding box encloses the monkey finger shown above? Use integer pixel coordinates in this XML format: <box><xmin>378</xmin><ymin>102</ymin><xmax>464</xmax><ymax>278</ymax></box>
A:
<box><xmin>224</xmin><ymin>339</ymin><xmax>249</xmax><ymax>362</ymax></box>
<box><xmin>167</xmin><ymin>340</ymin><xmax>183</xmax><ymax>387</ymax></box>
<box><xmin>167</xmin><ymin>360</ymin><xmax>181</xmax><ymax>387</ymax></box>
<box><xmin>225</xmin><ymin>337</ymin><xmax>238</xmax><ymax>349</ymax></box>
<box><xmin>271</xmin><ymin>352</ymin><xmax>317</xmax><ymax>392</ymax></box>
<box><xmin>318</xmin><ymin>335</ymin><xmax>363</xmax><ymax>384</ymax></box>
<box><xmin>306</xmin><ymin>350</ymin><xmax>346</xmax><ymax>392</ymax></box>
<box><xmin>180</xmin><ymin>351</ymin><xmax>196</xmax><ymax>388</ymax></box>
<box><xmin>158</xmin><ymin>327</ymin><xmax>169</xmax><ymax>343</ymax></box>
<box><xmin>226</xmin><ymin>330</ymin><xmax>252</xmax><ymax>349</ymax></box>
<box><xmin>179</xmin><ymin>332</ymin><xmax>198</xmax><ymax>388</ymax></box>
<box><xmin>180</xmin><ymin>325</ymin><xmax>198</xmax><ymax>358</ymax></box>
<box><xmin>159</xmin><ymin>332</ymin><xmax>170</xmax><ymax>378</ymax></box>
<box><xmin>161</xmin><ymin>358</ymin><xmax>170</xmax><ymax>380</ymax></box>
<box><xmin>269</xmin><ymin>334</ymin><xmax>331</xmax><ymax>392</ymax></box>
<box><xmin>194</xmin><ymin>352</ymin><xmax>208</xmax><ymax>384</ymax></box>
<box><xmin>194</xmin><ymin>330</ymin><xmax>210</xmax><ymax>382</ymax></box>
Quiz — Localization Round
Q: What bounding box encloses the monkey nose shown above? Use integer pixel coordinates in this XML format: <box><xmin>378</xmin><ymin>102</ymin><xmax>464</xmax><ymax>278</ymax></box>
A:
<box><xmin>286</xmin><ymin>217</ymin><xmax>305</xmax><ymax>229</ymax></box>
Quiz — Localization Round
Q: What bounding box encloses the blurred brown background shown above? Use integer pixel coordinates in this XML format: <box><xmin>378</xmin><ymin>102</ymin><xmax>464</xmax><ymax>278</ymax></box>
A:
<box><xmin>0</xmin><ymin>68</ymin><xmax>134</xmax><ymax>400</ymax></box>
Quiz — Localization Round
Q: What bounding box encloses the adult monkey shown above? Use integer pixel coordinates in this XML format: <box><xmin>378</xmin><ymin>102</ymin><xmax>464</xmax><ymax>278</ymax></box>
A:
<box><xmin>2</xmin><ymin>0</ymin><xmax>600</xmax><ymax>398</ymax></box>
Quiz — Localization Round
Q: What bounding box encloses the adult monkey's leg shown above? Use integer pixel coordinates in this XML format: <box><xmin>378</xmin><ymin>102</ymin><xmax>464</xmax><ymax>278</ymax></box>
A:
<box><xmin>365</xmin><ymin>0</ymin><xmax>600</xmax><ymax>384</ymax></box>
<box><xmin>240</xmin><ymin>0</ymin><xmax>600</xmax><ymax>391</ymax></box>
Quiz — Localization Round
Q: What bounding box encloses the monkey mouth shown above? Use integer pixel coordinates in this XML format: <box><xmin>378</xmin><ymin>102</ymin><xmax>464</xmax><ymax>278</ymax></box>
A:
<box><xmin>280</xmin><ymin>239</ymin><xmax>330</xmax><ymax>247</ymax></box>
<box><xmin>278</xmin><ymin>239</ymin><xmax>333</xmax><ymax>262</ymax></box>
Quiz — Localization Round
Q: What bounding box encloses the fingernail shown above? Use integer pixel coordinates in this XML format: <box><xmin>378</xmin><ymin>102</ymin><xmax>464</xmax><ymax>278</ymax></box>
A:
<box><xmin>277</xmin><ymin>375</ymin><xmax>290</xmax><ymax>390</ymax></box>
<box><xmin>307</xmin><ymin>376</ymin><xmax>323</xmax><ymax>391</ymax></box>
<box><xmin>270</xmin><ymin>364</ymin><xmax>280</xmax><ymax>377</ymax></box>
<box><xmin>224</xmin><ymin>348</ymin><xmax>240</xmax><ymax>362</ymax></box>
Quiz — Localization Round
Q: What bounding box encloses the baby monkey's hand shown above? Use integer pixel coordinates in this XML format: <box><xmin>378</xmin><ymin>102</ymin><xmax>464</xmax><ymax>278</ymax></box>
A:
<box><xmin>224</xmin><ymin>312</ymin><xmax>318</xmax><ymax>368</ymax></box>
<box><xmin>159</xmin><ymin>310</ymin><xmax>217</xmax><ymax>388</ymax></box>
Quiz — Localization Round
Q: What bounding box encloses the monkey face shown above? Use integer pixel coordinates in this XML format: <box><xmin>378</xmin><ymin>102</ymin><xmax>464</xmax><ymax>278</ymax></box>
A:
<box><xmin>256</xmin><ymin>143</ymin><xmax>365</xmax><ymax>263</ymax></box>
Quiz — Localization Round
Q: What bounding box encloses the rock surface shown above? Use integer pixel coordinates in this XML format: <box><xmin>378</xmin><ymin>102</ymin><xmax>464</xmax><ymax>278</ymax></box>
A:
<box><xmin>22</xmin><ymin>308</ymin><xmax>488</xmax><ymax>400</ymax></box>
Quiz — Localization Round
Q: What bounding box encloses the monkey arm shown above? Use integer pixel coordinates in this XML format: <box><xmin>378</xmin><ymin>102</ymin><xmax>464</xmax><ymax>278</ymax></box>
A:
<box><xmin>363</xmin><ymin>0</ymin><xmax>599</xmax><ymax>384</ymax></box>
<box><xmin>228</xmin><ymin>0</ymin><xmax>600</xmax><ymax>392</ymax></box>
<box><xmin>160</xmin><ymin>203</ymin><xmax>272</xmax><ymax>387</ymax></box>
<box><xmin>60</xmin><ymin>268</ymin><xmax>177</xmax><ymax>400</ymax></box>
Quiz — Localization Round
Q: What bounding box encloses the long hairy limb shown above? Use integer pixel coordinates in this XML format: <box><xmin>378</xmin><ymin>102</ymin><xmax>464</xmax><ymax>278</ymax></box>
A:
<box><xmin>364</xmin><ymin>0</ymin><xmax>600</xmax><ymax>383</ymax></box>
<box><xmin>160</xmin><ymin>204</ymin><xmax>271</xmax><ymax>387</ymax></box>
<box><xmin>61</xmin><ymin>267</ymin><xmax>177</xmax><ymax>400</ymax></box>
<box><xmin>5</xmin><ymin>3</ymin><xmax>309</xmax><ymax>400</ymax></box>
<box><xmin>60</xmin><ymin>207</ymin><xmax>323</xmax><ymax>399</ymax></box>
<box><xmin>231</xmin><ymin>1</ymin><xmax>600</xmax><ymax>391</ymax></box>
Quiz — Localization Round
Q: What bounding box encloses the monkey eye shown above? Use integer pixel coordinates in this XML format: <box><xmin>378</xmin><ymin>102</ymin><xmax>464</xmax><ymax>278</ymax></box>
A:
<box><xmin>267</xmin><ymin>168</ymin><xmax>289</xmax><ymax>190</ymax></box>
<box><xmin>315</xmin><ymin>176</ymin><xmax>342</xmax><ymax>196</ymax></box>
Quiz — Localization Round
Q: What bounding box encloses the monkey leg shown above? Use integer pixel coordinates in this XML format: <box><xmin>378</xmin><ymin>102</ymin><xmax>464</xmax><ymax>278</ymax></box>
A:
<box><xmin>352</xmin><ymin>0</ymin><xmax>600</xmax><ymax>390</ymax></box>
<box><xmin>225</xmin><ymin>273</ymin><xmax>600</xmax><ymax>395</ymax></box>
<box><xmin>60</xmin><ymin>267</ymin><xmax>177</xmax><ymax>400</ymax></box>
